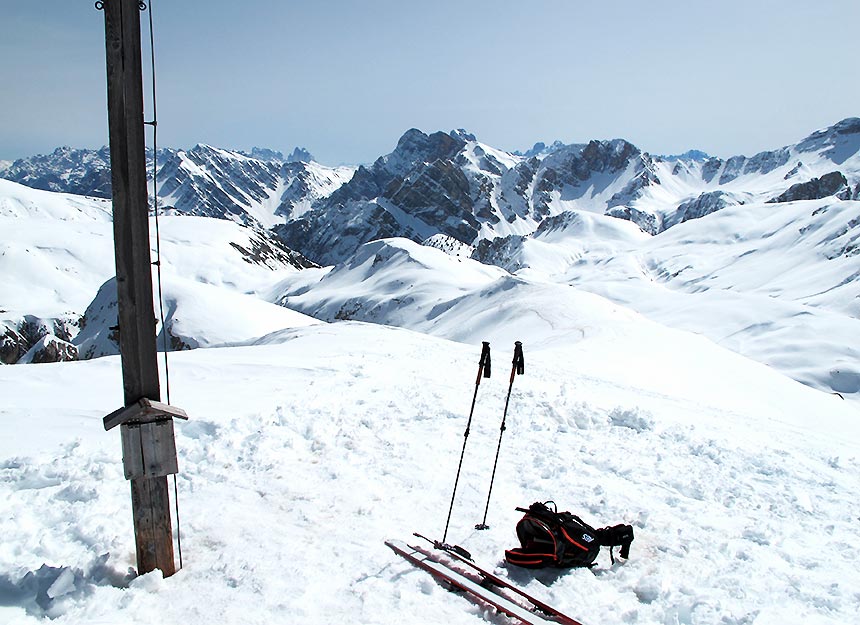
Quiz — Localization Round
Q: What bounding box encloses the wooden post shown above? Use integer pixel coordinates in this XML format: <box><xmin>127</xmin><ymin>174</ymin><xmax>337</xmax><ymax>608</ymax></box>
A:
<box><xmin>102</xmin><ymin>0</ymin><xmax>176</xmax><ymax>578</ymax></box>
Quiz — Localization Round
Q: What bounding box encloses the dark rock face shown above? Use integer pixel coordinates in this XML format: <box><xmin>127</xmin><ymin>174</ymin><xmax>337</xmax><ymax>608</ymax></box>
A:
<box><xmin>719</xmin><ymin>155</ymin><xmax>748</xmax><ymax>185</ymax></box>
<box><xmin>744</xmin><ymin>148</ymin><xmax>791</xmax><ymax>176</ymax></box>
<box><xmin>387</xmin><ymin>159</ymin><xmax>477</xmax><ymax>240</ymax></box>
<box><xmin>531</xmin><ymin>139</ymin><xmax>644</xmax><ymax>216</ymax></box>
<box><xmin>605</xmin><ymin>205</ymin><xmax>660</xmax><ymax>235</ymax></box>
<box><xmin>384</xmin><ymin>129</ymin><xmax>467</xmax><ymax>178</ymax></box>
<box><xmin>1</xmin><ymin>325</ymin><xmax>27</xmax><ymax>364</ymax></box>
<box><xmin>2</xmin><ymin>147</ymin><xmax>113</xmax><ymax>198</ymax></box>
<box><xmin>0</xmin><ymin>316</ymin><xmax>78</xmax><ymax>364</ymax></box>
<box><xmin>796</xmin><ymin>117</ymin><xmax>860</xmax><ymax>164</ymax></box>
<box><xmin>1</xmin><ymin>146</ymin><xmax>175</xmax><ymax>198</ymax></box>
<box><xmin>20</xmin><ymin>335</ymin><xmax>78</xmax><ymax>364</ymax></box>
<box><xmin>229</xmin><ymin>228</ymin><xmax>318</xmax><ymax>270</ymax></box>
<box><xmin>157</xmin><ymin>144</ymin><xmax>283</xmax><ymax>222</ymax></box>
<box><xmin>275</xmin><ymin>200</ymin><xmax>407</xmax><ymax>267</ymax></box>
<box><xmin>663</xmin><ymin>191</ymin><xmax>740</xmax><ymax>230</ymax></box>
<box><xmin>287</xmin><ymin>147</ymin><xmax>313</xmax><ymax>163</ymax></box>
<box><xmin>276</xmin><ymin>129</ymin><xmax>473</xmax><ymax>265</ymax></box>
<box><xmin>701</xmin><ymin>158</ymin><xmax>723</xmax><ymax>184</ymax></box>
<box><xmin>471</xmin><ymin>234</ymin><xmax>527</xmax><ymax>273</ymax></box>
<box><xmin>769</xmin><ymin>171</ymin><xmax>850</xmax><ymax>203</ymax></box>
<box><xmin>608</xmin><ymin>158</ymin><xmax>661</xmax><ymax>209</ymax></box>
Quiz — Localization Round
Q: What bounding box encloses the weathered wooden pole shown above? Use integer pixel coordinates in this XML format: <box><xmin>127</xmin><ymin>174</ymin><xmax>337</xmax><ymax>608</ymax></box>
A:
<box><xmin>100</xmin><ymin>0</ymin><xmax>181</xmax><ymax>578</ymax></box>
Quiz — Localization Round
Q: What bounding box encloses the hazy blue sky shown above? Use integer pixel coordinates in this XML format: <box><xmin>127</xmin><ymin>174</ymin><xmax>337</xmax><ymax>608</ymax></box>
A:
<box><xmin>1</xmin><ymin>0</ymin><xmax>858</xmax><ymax>165</ymax></box>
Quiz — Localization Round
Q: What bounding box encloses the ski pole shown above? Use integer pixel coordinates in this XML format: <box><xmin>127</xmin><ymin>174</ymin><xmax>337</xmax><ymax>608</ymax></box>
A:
<box><xmin>442</xmin><ymin>341</ymin><xmax>491</xmax><ymax>543</ymax></box>
<box><xmin>476</xmin><ymin>341</ymin><xmax>524</xmax><ymax>530</ymax></box>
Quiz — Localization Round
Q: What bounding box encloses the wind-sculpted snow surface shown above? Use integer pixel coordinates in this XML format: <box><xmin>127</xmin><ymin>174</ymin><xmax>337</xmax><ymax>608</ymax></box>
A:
<box><xmin>0</xmin><ymin>322</ymin><xmax>858</xmax><ymax>624</ymax></box>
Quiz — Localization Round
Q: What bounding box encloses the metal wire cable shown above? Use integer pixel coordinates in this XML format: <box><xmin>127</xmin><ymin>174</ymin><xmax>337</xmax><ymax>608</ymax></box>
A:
<box><xmin>144</xmin><ymin>0</ymin><xmax>182</xmax><ymax>571</ymax></box>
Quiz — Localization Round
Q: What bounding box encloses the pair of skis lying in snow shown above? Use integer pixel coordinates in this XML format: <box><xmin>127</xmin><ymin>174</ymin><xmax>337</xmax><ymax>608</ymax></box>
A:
<box><xmin>385</xmin><ymin>533</ymin><xmax>586</xmax><ymax>625</ymax></box>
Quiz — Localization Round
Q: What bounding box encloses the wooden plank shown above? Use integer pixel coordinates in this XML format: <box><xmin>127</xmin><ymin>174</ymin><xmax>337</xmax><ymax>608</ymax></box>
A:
<box><xmin>139</xmin><ymin>398</ymin><xmax>189</xmax><ymax>421</ymax></box>
<box><xmin>121</xmin><ymin>421</ymin><xmax>178</xmax><ymax>479</ymax></box>
<box><xmin>141</xmin><ymin>420</ymin><xmax>178</xmax><ymax>477</ymax></box>
<box><xmin>120</xmin><ymin>424</ymin><xmax>144</xmax><ymax>479</ymax></box>
<box><xmin>131</xmin><ymin>476</ymin><xmax>176</xmax><ymax>578</ymax></box>
<box><xmin>104</xmin><ymin>398</ymin><xmax>187</xmax><ymax>431</ymax></box>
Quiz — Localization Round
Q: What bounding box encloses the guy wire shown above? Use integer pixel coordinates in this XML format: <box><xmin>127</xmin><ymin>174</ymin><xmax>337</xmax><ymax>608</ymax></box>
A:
<box><xmin>144</xmin><ymin>0</ymin><xmax>182</xmax><ymax>570</ymax></box>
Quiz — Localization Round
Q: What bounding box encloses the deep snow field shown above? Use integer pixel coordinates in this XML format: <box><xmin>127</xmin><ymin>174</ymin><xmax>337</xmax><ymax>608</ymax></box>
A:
<box><xmin>1</xmin><ymin>177</ymin><xmax>860</xmax><ymax>625</ymax></box>
<box><xmin>1</xmin><ymin>315</ymin><xmax>859</xmax><ymax>625</ymax></box>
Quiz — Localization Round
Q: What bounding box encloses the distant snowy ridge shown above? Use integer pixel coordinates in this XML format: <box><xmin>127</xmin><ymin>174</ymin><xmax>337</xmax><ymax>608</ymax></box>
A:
<box><xmin>155</xmin><ymin>144</ymin><xmax>355</xmax><ymax>229</ymax></box>
<box><xmin>275</xmin><ymin>118</ymin><xmax>860</xmax><ymax>263</ymax></box>
<box><xmin>1</xmin><ymin>143</ymin><xmax>355</xmax><ymax>230</ymax></box>
<box><xmin>4</xmin><ymin>118</ymin><xmax>859</xmax><ymax>265</ymax></box>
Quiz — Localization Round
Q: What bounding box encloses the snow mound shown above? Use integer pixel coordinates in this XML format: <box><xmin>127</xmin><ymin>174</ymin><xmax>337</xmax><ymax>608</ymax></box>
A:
<box><xmin>75</xmin><ymin>275</ymin><xmax>320</xmax><ymax>358</ymax></box>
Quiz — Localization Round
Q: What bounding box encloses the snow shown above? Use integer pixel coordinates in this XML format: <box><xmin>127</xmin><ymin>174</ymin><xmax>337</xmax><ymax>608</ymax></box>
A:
<box><xmin>2</xmin><ymin>149</ymin><xmax>860</xmax><ymax>625</ymax></box>
<box><xmin>1</xmin><ymin>321</ymin><xmax>858</xmax><ymax>625</ymax></box>
<box><xmin>472</xmin><ymin>201</ymin><xmax>860</xmax><ymax>401</ymax></box>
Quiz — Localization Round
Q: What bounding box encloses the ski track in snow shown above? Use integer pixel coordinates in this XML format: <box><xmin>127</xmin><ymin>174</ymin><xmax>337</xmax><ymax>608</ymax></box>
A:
<box><xmin>1</xmin><ymin>323</ymin><xmax>858</xmax><ymax>625</ymax></box>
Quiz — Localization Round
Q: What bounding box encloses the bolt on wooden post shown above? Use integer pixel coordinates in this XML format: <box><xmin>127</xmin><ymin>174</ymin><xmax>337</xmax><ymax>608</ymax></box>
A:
<box><xmin>100</xmin><ymin>0</ymin><xmax>186</xmax><ymax>578</ymax></box>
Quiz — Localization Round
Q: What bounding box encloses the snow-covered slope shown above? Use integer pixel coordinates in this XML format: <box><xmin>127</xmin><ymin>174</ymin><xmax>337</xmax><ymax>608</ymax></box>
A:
<box><xmin>473</xmin><ymin>197</ymin><xmax>860</xmax><ymax>398</ymax></box>
<box><xmin>1</xmin><ymin>320</ymin><xmax>857</xmax><ymax>624</ymax></box>
<box><xmin>75</xmin><ymin>274</ymin><xmax>320</xmax><ymax>359</ymax></box>
<box><xmin>0</xmin><ymin>180</ymin><xmax>114</xmax><ymax>363</ymax></box>
<box><xmin>0</xmin><ymin>179</ymin><xmax>314</xmax><ymax>363</ymax></box>
<box><xmin>275</xmin><ymin>238</ymin><xmax>643</xmax><ymax>350</ymax></box>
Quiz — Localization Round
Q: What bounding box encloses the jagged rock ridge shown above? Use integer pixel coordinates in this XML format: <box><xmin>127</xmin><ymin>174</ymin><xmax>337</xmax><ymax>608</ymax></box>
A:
<box><xmin>3</xmin><ymin>118</ymin><xmax>859</xmax><ymax>266</ymax></box>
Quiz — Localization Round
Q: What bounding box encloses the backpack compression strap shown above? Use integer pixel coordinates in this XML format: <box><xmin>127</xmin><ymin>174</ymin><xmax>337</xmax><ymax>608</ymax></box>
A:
<box><xmin>504</xmin><ymin>547</ymin><xmax>557</xmax><ymax>568</ymax></box>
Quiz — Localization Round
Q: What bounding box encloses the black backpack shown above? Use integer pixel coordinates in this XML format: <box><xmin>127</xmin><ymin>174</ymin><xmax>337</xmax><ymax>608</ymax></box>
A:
<box><xmin>505</xmin><ymin>501</ymin><xmax>634</xmax><ymax>569</ymax></box>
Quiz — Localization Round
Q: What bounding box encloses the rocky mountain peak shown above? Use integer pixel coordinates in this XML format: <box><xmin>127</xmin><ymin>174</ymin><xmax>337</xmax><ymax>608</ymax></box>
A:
<box><xmin>244</xmin><ymin>147</ymin><xmax>285</xmax><ymax>162</ymax></box>
<box><xmin>383</xmin><ymin>129</ymin><xmax>467</xmax><ymax>177</ymax></box>
<box><xmin>287</xmin><ymin>147</ymin><xmax>314</xmax><ymax>163</ymax></box>
<box><xmin>796</xmin><ymin>118</ymin><xmax>860</xmax><ymax>163</ymax></box>
<box><xmin>449</xmin><ymin>128</ymin><xmax>477</xmax><ymax>142</ymax></box>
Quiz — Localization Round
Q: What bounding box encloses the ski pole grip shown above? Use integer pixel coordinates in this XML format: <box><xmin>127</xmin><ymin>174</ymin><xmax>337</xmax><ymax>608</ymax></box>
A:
<box><xmin>480</xmin><ymin>341</ymin><xmax>491</xmax><ymax>378</ymax></box>
<box><xmin>513</xmin><ymin>341</ymin><xmax>524</xmax><ymax>375</ymax></box>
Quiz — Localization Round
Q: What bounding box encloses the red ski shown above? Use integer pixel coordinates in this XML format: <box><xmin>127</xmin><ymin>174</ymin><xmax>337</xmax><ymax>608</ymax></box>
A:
<box><xmin>411</xmin><ymin>533</ymin><xmax>586</xmax><ymax>625</ymax></box>
<box><xmin>386</xmin><ymin>538</ymin><xmax>587</xmax><ymax>625</ymax></box>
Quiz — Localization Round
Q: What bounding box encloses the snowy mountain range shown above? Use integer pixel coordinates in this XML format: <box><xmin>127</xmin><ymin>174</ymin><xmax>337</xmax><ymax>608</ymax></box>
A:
<box><xmin>4</xmin><ymin>119</ymin><xmax>858</xmax><ymax>264</ymax></box>
<box><xmin>1</xmin><ymin>119</ymin><xmax>860</xmax><ymax>624</ymax></box>
<box><xmin>2</xmin><ymin>118</ymin><xmax>858</xmax><ymax>395</ymax></box>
